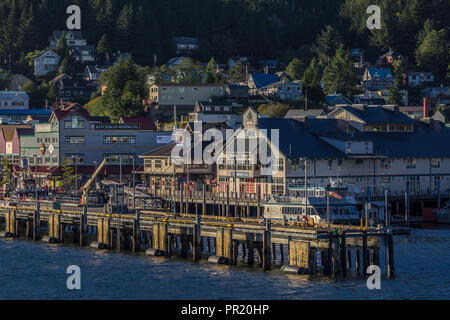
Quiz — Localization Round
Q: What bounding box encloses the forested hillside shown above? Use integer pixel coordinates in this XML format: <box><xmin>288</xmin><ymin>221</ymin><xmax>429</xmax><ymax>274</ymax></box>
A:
<box><xmin>1</xmin><ymin>0</ymin><xmax>446</xmax><ymax>68</ymax></box>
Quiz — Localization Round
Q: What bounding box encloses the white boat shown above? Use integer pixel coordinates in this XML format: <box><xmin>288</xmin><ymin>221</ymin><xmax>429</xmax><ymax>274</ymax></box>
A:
<box><xmin>262</xmin><ymin>187</ymin><xmax>361</xmax><ymax>225</ymax></box>
<box><xmin>435</xmin><ymin>205</ymin><xmax>450</xmax><ymax>224</ymax></box>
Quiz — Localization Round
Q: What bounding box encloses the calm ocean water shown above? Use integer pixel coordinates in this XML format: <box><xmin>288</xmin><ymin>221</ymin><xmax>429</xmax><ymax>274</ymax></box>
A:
<box><xmin>0</xmin><ymin>226</ymin><xmax>449</xmax><ymax>300</ymax></box>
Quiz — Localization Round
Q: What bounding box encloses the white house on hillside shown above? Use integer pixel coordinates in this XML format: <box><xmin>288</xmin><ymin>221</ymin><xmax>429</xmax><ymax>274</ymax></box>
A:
<box><xmin>33</xmin><ymin>50</ymin><xmax>61</xmax><ymax>77</ymax></box>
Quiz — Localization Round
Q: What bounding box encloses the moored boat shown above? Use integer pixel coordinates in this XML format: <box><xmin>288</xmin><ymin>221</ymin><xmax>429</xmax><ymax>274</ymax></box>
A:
<box><xmin>262</xmin><ymin>187</ymin><xmax>360</xmax><ymax>225</ymax></box>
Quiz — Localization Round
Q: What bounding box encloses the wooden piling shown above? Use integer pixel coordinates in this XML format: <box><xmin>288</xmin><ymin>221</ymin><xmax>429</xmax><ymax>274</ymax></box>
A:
<box><xmin>362</xmin><ymin>231</ymin><xmax>369</xmax><ymax>275</ymax></box>
<box><xmin>262</xmin><ymin>221</ymin><xmax>272</xmax><ymax>271</ymax></box>
<box><xmin>79</xmin><ymin>208</ymin><xmax>87</xmax><ymax>246</ymax></box>
<box><xmin>180</xmin><ymin>227</ymin><xmax>188</xmax><ymax>258</ymax></box>
<box><xmin>247</xmin><ymin>234</ymin><xmax>254</xmax><ymax>266</ymax></box>
<box><xmin>340</xmin><ymin>231</ymin><xmax>347</xmax><ymax>277</ymax></box>
<box><xmin>193</xmin><ymin>215</ymin><xmax>202</xmax><ymax>260</ymax></box>
<box><xmin>33</xmin><ymin>207</ymin><xmax>40</xmax><ymax>241</ymax></box>
<box><xmin>289</xmin><ymin>240</ymin><xmax>310</xmax><ymax>271</ymax></box>
<box><xmin>386</xmin><ymin>233</ymin><xmax>395</xmax><ymax>278</ymax></box>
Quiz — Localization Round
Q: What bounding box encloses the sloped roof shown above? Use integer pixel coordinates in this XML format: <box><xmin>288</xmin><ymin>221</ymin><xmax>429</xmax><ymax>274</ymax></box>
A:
<box><xmin>326</xmin><ymin>94</ymin><xmax>352</xmax><ymax>105</ymax></box>
<box><xmin>258</xmin><ymin>117</ymin><xmax>450</xmax><ymax>159</ymax></box>
<box><xmin>0</xmin><ymin>109</ymin><xmax>51</xmax><ymax>116</ymax></box>
<box><xmin>366</xmin><ymin>68</ymin><xmax>394</xmax><ymax>80</ymax></box>
<box><xmin>34</xmin><ymin>50</ymin><xmax>60</xmax><ymax>61</ymax></box>
<box><xmin>52</xmin><ymin>103</ymin><xmax>91</xmax><ymax>122</ymax></box>
<box><xmin>249</xmin><ymin>73</ymin><xmax>281</xmax><ymax>89</ymax></box>
<box><xmin>0</xmin><ymin>125</ymin><xmax>31</xmax><ymax>141</ymax></box>
<box><xmin>339</xmin><ymin>105</ymin><xmax>416</xmax><ymax>124</ymax></box>
<box><xmin>140</xmin><ymin>143</ymin><xmax>176</xmax><ymax>158</ymax></box>
<box><xmin>257</xmin><ymin>118</ymin><xmax>345</xmax><ymax>159</ymax></box>
<box><xmin>285</xmin><ymin>109</ymin><xmax>325</xmax><ymax>119</ymax></box>
<box><xmin>0</xmin><ymin>91</ymin><xmax>29</xmax><ymax>101</ymax></box>
<box><xmin>51</xmin><ymin>30</ymin><xmax>85</xmax><ymax>41</ymax></box>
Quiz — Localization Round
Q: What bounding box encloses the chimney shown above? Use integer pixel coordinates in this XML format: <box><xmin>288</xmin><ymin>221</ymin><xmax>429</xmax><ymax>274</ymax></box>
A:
<box><xmin>423</xmin><ymin>98</ymin><xmax>430</xmax><ymax>118</ymax></box>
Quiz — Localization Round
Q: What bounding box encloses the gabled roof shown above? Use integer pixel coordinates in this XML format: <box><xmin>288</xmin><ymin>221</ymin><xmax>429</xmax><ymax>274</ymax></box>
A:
<box><xmin>0</xmin><ymin>91</ymin><xmax>29</xmax><ymax>101</ymax></box>
<box><xmin>284</xmin><ymin>109</ymin><xmax>325</xmax><ymax>119</ymax></box>
<box><xmin>50</xmin><ymin>30</ymin><xmax>85</xmax><ymax>41</ymax></box>
<box><xmin>0</xmin><ymin>125</ymin><xmax>32</xmax><ymax>141</ymax></box>
<box><xmin>120</xmin><ymin>117</ymin><xmax>157</xmax><ymax>131</ymax></box>
<box><xmin>249</xmin><ymin>73</ymin><xmax>281</xmax><ymax>89</ymax></box>
<box><xmin>365</xmin><ymin>68</ymin><xmax>394</xmax><ymax>81</ymax></box>
<box><xmin>34</xmin><ymin>50</ymin><xmax>60</xmax><ymax>61</ymax></box>
<box><xmin>258</xmin><ymin>116</ymin><xmax>450</xmax><ymax>159</ymax></box>
<box><xmin>335</xmin><ymin>105</ymin><xmax>416</xmax><ymax>124</ymax></box>
<box><xmin>52</xmin><ymin>103</ymin><xmax>91</xmax><ymax>122</ymax></box>
<box><xmin>173</xmin><ymin>37</ymin><xmax>199</xmax><ymax>45</ymax></box>
<box><xmin>257</xmin><ymin>118</ymin><xmax>345</xmax><ymax>159</ymax></box>
<box><xmin>140</xmin><ymin>143</ymin><xmax>177</xmax><ymax>158</ymax></box>
<box><xmin>326</xmin><ymin>94</ymin><xmax>352</xmax><ymax>105</ymax></box>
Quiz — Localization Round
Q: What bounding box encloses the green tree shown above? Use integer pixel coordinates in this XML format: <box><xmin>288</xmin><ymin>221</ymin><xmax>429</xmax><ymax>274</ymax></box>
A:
<box><xmin>98</xmin><ymin>57</ymin><xmax>145</xmax><ymax>121</ymax></box>
<box><xmin>173</xmin><ymin>58</ymin><xmax>204</xmax><ymax>83</ymax></box>
<box><xmin>97</xmin><ymin>33</ymin><xmax>111</xmax><ymax>61</ymax></box>
<box><xmin>230</xmin><ymin>60</ymin><xmax>247</xmax><ymax>82</ymax></box>
<box><xmin>1</xmin><ymin>158</ymin><xmax>12</xmax><ymax>194</ymax></box>
<box><xmin>285</xmin><ymin>58</ymin><xmax>306</xmax><ymax>80</ymax></box>
<box><xmin>312</xmin><ymin>25</ymin><xmax>342</xmax><ymax>67</ymax></box>
<box><xmin>321</xmin><ymin>45</ymin><xmax>358</xmax><ymax>97</ymax></box>
<box><xmin>59</xmin><ymin>57</ymin><xmax>73</xmax><ymax>75</ymax></box>
<box><xmin>415</xmin><ymin>29</ymin><xmax>449</xmax><ymax>81</ymax></box>
<box><xmin>25</xmin><ymin>50</ymin><xmax>42</xmax><ymax>67</ymax></box>
<box><xmin>55</xmin><ymin>32</ymin><xmax>68</xmax><ymax>58</ymax></box>
<box><xmin>205</xmin><ymin>57</ymin><xmax>217</xmax><ymax>83</ymax></box>
<box><xmin>257</xmin><ymin>103</ymin><xmax>291</xmax><ymax>118</ymax></box>
<box><xmin>62</xmin><ymin>158</ymin><xmax>76</xmax><ymax>189</ymax></box>
<box><xmin>302</xmin><ymin>58</ymin><xmax>325</xmax><ymax>103</ymax></box>
<box><xmin>388</xmin><ymin>81</ymin><xmax>401</xmax><ymax>105</ymax></box>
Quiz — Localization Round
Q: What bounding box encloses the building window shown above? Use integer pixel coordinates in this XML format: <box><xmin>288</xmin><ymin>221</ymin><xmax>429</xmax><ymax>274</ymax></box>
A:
<box><xmin>406</xmin><ymin>159</ymin><xmax>416</xmax><ymax>169</ymax></box>
<box><xmin>65</xmin><ymin>136</ymin><xmax>85</xmax><ymax>144</ymax></box>
<box><xmin>381</xmin><ymin>159</ymin><xmax>392</xmax><ymax>169</ymax></box>
<box><xmin>104</xmin><ymin>136</ymin><xmax>136</xmax><ymax>145</ymax></box>
<box><xmin>431</xmin><ymin>158</ymin><xmax>441</xmax><ymax>169</ymax></box>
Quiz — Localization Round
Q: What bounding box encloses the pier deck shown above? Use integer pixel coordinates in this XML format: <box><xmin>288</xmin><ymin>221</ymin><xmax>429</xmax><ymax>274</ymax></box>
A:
<box><xmin>0</xmin><ymin>204</ymin><xmax>395</xmax><ymax>277</ymax></box>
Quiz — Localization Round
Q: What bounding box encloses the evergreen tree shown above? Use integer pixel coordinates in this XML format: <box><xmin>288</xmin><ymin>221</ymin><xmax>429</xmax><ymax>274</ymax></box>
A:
<box><xmin>321</xmin><ymin>45</ymin><xmax>357</xmax><ymax>97</ymax></box>
<box><xmin>415</xmin><ymin>29</ymin><xmax>449</xmax><ymax>80</ymax></box>
<box><xmin>62</xmin><ymin>158</ymin><xmax>76</xmax><ymax>189</ymax></box>
<box><xmin>205</xmin><ymin>57</ymin><xmax>217</xmax><ymax>83</ymax></box>
<box><xmin>98</xmin><ymin>57</ymin><xmax>145</xmax><ymax>121</ymax></box>
<box><xmin>55</xmin><ymin>32</ymin><xmax>69</xmax><ymax>59</ymax></box>
<box><xmin>285</xmin><ymin>58</ymin><xmax>306</xmax><ymax>80</ymax></box>
<box><xmin>97</xmin><ymin>33</ymin><xmax>111</xmax><ymax>62</ymax></box>
<box><xmin>312</xmin><ymin>25</ymin><xmax>342</xmax><ymax>67</ymax></box>
<box><xmin>230</xmin><ymin>60</ymin><xmax>247</xmax><ymax>82</ymax></box>
<box><xmin>301</xmin><ymin>58</ymin><xmax>325</xmax><ymax>103</ymax></box>
<box><xmin>388</xmin><ymin>81</ymin><xmax>401</xmax><ymax>105</ymax></box>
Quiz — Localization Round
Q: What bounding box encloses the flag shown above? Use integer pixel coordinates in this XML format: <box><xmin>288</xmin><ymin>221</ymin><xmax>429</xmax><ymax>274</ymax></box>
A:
<box><xmin>328</xmin><ymin>192</ymin><xmax>343</xmax><ymax>200</ymax></box>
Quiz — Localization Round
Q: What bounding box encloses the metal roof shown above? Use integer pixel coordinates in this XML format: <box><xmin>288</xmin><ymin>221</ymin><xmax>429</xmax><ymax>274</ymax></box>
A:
<box><xmin>257</xmin><ymin>116</ymin><xmax>450</xmax><ymax>159</ymax></box>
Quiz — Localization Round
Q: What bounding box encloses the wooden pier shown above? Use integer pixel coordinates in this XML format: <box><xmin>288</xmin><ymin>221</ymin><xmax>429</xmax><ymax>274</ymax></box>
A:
<box><xmin>0</xmin><ymin>204</ymin><xmax>395</xmax><ymax>278</ymax></box>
